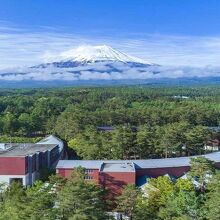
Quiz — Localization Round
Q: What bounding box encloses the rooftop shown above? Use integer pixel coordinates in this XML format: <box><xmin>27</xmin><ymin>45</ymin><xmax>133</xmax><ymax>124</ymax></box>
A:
<box><xmin>57</xmin><ymin>151</ymin><xmax>220</xmax><ymax>170</ymax></box>
<box><xmin>37</xmin><ymin>135</ymin><xmax>64</xmax><ymax>152</ymax></box>
<box><xmin>97</xmin><ymin>126</ymin><xmax>114</xmax><ymax>131</ymax></box>
<box><xmin>0</xmin><ymin>143</ymin><xmax>57</xmax><ymax>157</ymax></box>
<box><xmin>100</xmin><ymin>162</ymin><xmax>135</xmax><ymax>172</ymax></box>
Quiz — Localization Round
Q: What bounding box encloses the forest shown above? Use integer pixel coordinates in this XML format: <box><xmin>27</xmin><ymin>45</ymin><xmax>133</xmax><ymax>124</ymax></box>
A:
<box><xmin>0</xmin><ymin>86</ymin><xmax>219</xmax><ymax>159</ymax></box>
<box><xmin>0</xmin><ymin>86</ymin><xmax>220</xmax><ymax>219</ymax></box>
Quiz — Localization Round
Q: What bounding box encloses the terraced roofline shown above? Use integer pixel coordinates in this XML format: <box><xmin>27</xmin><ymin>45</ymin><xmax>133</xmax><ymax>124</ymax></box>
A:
<box><xmin>57</xmin><ymin>151</ymin><xmax>220</xmax><ymax>170</ymax></box>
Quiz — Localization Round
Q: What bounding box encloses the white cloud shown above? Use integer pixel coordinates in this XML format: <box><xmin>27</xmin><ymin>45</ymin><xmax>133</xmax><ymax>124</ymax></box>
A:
<box><xmin>1</xmin><ymin>23</ymin><xmax>220</xmax><ymax>70</ymax></box>
<box><xmin>0</xmin><ymin>62</ymin><xmax>220</xmax><ymax>81</ymax></box>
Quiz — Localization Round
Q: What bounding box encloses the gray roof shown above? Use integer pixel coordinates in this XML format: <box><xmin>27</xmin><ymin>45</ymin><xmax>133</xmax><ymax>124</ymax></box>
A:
<box><xmin>57</xmin><ymin>160</ymin><xmax>102</xmax><ymax>169</ymax></box>
<box><xmin>37</xmin><ymin>135</ymin><xmax>61</xmax><ymax>144</ymax></box>
<box><xmin>56</xmin><ymin>151</ymin><xmax>220</xmax><ymax>170</ymax></box>
<box><xmin>101</xmin><ymin>162</ymin><xmax>135</xmax><ymax>172</ymax></box>
<box><xmin>0</xmin><ymin>143</ymin><xmax>57</xmax><ymax>157</ymax></box>
<box><xmin>37</xmin><ymin>135</ymin><xmax>64</xmax><ymax>152</ymax></box>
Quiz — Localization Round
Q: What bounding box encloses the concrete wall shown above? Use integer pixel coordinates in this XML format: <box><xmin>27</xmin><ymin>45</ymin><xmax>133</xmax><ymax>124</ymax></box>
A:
<box><xmin>0</xmin><ymin>171</ymin><xmax>42</xmax><ymax>186</ymax></box>
<box><xmin>0</xmin><ymin>174</ymin><xmax>29</xmax><ymax>185</ymax></box>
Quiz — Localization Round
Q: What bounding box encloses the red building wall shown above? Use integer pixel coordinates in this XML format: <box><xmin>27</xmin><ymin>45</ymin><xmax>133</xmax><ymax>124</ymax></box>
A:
<box><xmin>99</xmin><ymin>172</ymin><xmax>136</xmax><ymax>198</ymax></box>
<box><xmin>57</xmin><ymin>167</ymin><xmax>136</xmax><ymax>197</ymax></box>
<box><xmin>87</xmin><ymin>169</ymin><xmax>99</xmax><ymax>183</ymax></box>
<box><xmin>136</xmin><ymin>166</ymin><xmax>190</xmax><ymax>178</ymax></box>
<box><xmin>57</xmin><ymin>168</ymin><xmax>100</xmax><ymax>183</ymax></box>
<box><xmin>215</xmin><ymin>162</ymin><xmax>220</xmax><ymax>169</ymax></box>
<box><xmin>0</xmin><ymin>157</ymin><xmax>27</xmax><ymax>175</ymax></box>
<box><xmin>57</xmin><ymin>168</ymin><xmax>75</xmax><ymax>178</ymax></box>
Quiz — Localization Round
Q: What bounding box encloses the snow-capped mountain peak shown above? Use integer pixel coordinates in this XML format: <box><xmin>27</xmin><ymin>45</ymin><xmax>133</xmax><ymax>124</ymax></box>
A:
<box><xmin>56</xmin><ymin>45</ymin><xmax>152</xmax><ymax>65</ymax></box>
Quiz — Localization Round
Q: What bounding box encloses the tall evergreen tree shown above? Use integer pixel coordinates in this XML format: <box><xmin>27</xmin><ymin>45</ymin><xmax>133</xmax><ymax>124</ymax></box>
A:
<box><xmin>58</xmin><ymin>167</ymin><xmax>109</xmax><ymax>220</ymax></box>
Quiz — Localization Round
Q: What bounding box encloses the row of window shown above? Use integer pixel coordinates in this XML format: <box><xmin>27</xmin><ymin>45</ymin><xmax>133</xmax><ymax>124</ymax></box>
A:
<box><xmin>85</xmin><ymin>169</ymin><xmax>94</xmax><ymax>173</ymax></box>
<box><xmin>84</xmin><ymin>175</ymin><xmax>93</xmax><ymax>180</ymax></box>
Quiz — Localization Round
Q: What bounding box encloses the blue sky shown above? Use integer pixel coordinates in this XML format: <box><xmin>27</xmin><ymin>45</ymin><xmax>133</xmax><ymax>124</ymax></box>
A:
<box><xmin>1</xmin><ymin>0</ymin><xmax>220</xmax><ymax>68</ymax></box>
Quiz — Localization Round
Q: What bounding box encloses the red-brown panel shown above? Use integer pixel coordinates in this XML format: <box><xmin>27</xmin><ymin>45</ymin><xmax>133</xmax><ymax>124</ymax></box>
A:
<box><xmin>0</xmin><ymin>157</ymin><xmax>27</xmax><ymax>175</ymax></box>
<box><xmin>215</xmin><ymin>162</ymin><xmax>220</xmax><ymax>169</ymax></box>
<box><xmin>87</xmin><ymin>169</ymin><xmax>99</xmax><ymax>183</ymax></box>
<box><xmin>57</xmin><ymin>168</ymin><xmax>100</xmax><ymax>183</ymax></box>
<box><xmin>99</xmin><ymin>172</ymin><xmax>136</xmax><ymax>198</ymax></box>
<box><xmin>136</xmin><ymin>166</ymin><xmax>190</xmax><ymax>178</ymax></box>
<box><xmin>57</xmin><ymin>168</ymin><xmax>66</xmax><ymax>177</ymax></box>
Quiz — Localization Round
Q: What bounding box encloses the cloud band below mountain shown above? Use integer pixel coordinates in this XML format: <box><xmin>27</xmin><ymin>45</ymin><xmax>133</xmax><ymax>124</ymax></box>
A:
<box><xmin>0</xmin><ymin>63</ymin><xmax>220</xmax><ymax>81</ymax></box>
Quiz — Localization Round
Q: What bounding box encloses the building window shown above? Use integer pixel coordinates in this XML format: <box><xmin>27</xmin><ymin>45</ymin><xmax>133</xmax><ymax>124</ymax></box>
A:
<box><xmin>84</xmin><ymin>175</ymin><xmax>93</xmax><ymax>180</ymax></box>
<box><xmin>9</xmin><ymin>178</ymin><xmax>23</xmax><ymax>185</ymax></box>
<box><xmin>85</xmin><ymin>169</ymin><xmax>93</xmax><ymax>174</ymax></box>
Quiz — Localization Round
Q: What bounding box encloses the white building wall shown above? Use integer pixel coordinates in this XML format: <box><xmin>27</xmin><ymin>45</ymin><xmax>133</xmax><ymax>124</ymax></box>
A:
<box><xmin>0</xmin><ymin>172</ymin><xmax>41</xmax><ymax>186</ymax></box>
<box><xmin>0</xmin><ymin>174</ymin><xmax>29</xmax><ymax>186</ymax></box>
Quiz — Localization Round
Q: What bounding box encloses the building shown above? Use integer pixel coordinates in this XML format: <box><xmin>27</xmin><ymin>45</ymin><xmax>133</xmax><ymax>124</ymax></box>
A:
<box><xmin>0</xmin><ymin>135</ymin><xmax>64</xmax><ymax>186</ymax></box>
<box><xmin>96</xmin><ymin>126</ymin><xmax>114</xmax><ymax>132</ymax></box>
<box><xmin>204</xmin><ymin>139</ymin><xmax>220</xmax><ymax>151</ymax></box>
<box><xmin>208</xmin><ymin>126</ymin><xmax>220</xmax><ymax>132</ymax></box>
<box><xmin>56</xmin><ymin>151</ymin><xmax>220</xmax><ymax>197</ymax></box>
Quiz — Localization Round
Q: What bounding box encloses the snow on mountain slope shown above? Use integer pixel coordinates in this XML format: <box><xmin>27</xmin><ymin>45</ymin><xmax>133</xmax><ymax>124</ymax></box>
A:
<box><xmin>45</xmin><ymin>45</ymin><xmax>152</xmax><ymax>65</ymax></box>
<box><xmin>53</xmin><ymin>45</ymin><xmax>153</xmax><ymax>65</ymax></box>
<box><xmin>33</xmin><ymin>45</ymin><xmax>155</xmax><ymax>69</ymax></box>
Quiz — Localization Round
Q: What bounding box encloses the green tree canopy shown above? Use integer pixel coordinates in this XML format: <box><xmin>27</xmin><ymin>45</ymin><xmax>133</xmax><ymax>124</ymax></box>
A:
<box><xmin>58</xmin><ymin>167</ymin><xmax>109</xmax><ymax>220</ymax></box>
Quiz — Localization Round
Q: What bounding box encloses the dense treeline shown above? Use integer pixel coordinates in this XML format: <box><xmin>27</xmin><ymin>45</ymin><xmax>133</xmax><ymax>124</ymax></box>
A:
<box><xmin>68</xmin><ymin>123</ymin><xmax>215</xmax><ymax>159</ymax></box>
<box><xmin>1</xmin><ymin>157</ymin><xmax>220</xmax><ymax>220</ymax></box>
<box><xmin>0</xmin><ymin>86</ymin><xmax>220</xmax><ymax>158</ymax></box>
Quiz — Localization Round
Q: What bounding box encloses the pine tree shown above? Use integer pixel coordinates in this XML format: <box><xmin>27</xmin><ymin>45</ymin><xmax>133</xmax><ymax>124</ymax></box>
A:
<box><xmin>58</xmin><ymin>167</ymin><xmax>109</xmax><ymax>220</ymax></box>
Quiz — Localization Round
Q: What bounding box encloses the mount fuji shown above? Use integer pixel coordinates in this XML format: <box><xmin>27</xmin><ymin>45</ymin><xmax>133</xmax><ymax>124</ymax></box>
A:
<box><xmin>34</xmin><ymin>45</ymin><xmax>154</xmax><ymax>68</ymax></box>
<box><xmin>0</xmin><ymin>45</ymin><xmax>220</xmax><ymax>87</ymax></box>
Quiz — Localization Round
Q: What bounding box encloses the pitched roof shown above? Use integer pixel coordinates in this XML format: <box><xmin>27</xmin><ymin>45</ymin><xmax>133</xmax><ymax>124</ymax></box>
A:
<box><xmin>57</xmin><ymin>151</ymin><xmax>220</xmax><ymax>170</ymax></box>
<box><xmin>0</xmin><ymin>143</ymin><xmax>57</xmax><ymax>157</ymax></box>
<box><xmin>0</xmin><ymin>135</ymin><xmax>63</xmax><ymax>157</ymax></box>
<box><xmin>37</xmin><ymin>135</ymin><xmax>64</xmax><ymax>152</ymax></box>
